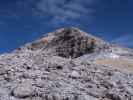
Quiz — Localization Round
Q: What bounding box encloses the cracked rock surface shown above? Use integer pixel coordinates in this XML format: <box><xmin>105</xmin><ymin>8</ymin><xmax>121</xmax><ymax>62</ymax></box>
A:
<box><xmin>0</xmin><ymin>27</ymin><xmax>133</xmax><ymax>100</ymax></box>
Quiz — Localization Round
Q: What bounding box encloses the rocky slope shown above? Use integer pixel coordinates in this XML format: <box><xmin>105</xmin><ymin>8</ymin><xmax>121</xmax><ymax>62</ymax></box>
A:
<box><xmin>0</xmin><ymin>27</ymin><xmax>133</xmax><ymax>100</ymax></box>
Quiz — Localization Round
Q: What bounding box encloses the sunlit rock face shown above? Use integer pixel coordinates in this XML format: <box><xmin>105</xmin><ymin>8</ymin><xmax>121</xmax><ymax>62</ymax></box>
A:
<box><xmin>0</xmin><ymin>27</ymin><xmax>133</xmax><ymax>100</ymax></box>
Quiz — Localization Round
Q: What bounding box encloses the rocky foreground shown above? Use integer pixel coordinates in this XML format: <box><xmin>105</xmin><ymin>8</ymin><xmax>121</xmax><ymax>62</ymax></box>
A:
<box><xmin>0</xmin><ymin>27</ymin><xmax>133</xmax><ymax>100</ymax></box>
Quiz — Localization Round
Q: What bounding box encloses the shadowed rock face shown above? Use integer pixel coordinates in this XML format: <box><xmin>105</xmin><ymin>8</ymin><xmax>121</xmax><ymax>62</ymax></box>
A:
<box><xmin>51</xmin><ymin>28</ymin><xmax>97</xmax><ymax>58</ymax></box>
<box><xmin>27</xmin><ymin>27</ymin><xmax>108</xmax><ymax>58</ymax></box>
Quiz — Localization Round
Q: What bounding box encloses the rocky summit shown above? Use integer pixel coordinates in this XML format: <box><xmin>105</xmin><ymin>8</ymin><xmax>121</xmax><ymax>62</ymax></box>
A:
<box><xmin>0</xmin><ymin>27</ymin><xmax>133</xmax><ymax>100</ymax></box>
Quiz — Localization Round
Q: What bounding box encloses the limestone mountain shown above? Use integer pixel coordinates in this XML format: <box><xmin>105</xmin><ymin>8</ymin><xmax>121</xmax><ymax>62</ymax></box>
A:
<box><xmin>19</xmin><ymin>27</ymin><xmax>109</xmax><ymax>58</ymax></box>
<box><xmin>0</xmin><ymin>27</ymin><xmax>133</xmax><ymax>100</ymax></box>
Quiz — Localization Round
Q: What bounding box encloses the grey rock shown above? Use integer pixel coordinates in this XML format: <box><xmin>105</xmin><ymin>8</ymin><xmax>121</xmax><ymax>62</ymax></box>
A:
<box><xmin>70</xmin><ymin>71</ymin><xmax>80</xmax><ymax>79</ymax></box>
<box><xmin>0</xmin><ymin>66</ymin><xmax>7</xmax><ymax>75</ymax></box>
<box><xmin>84</xmin><ymin>95</ymin><xmax>99</xmax><ymax>100</ymax></box>
<box><xmin>12</xmin><ymin>81</ymin><xmax>34</xmax><ymax>98</ymax></box>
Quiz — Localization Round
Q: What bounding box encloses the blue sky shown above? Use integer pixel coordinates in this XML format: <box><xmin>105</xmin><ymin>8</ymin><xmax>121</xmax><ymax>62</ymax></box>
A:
<box><xmin>0</xmin><ymin>0</ymin><xmax>133</xmax><ymax>53</ymax></box>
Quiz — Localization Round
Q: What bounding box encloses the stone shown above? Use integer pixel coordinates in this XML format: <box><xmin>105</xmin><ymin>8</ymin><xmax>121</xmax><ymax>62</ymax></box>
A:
<box><xmin>70</xmin><ymin>71</ymin><xmax>80</xmax><ymax>79</ymax></box>
<box><xmin>12</xmin><ymin>82</ymin><xmax>34</xmax><ymax>98</ymax></box>
<box><xmin>125</xmin><ymin>86</ymin><xmax>133</xmax><ymax>95</ymax></box>
<box><xmin>0</xmin><ymin>67</ymin><xmax>6</xmax><ymax>75</ymax></box>
<box><xmin>84</xmin><ymin>95</ymin><xmax>99</xmax><ymax>100</ymax></box>
<box><xmin>105</xmin><ymin>93</ymin><xmax>121</xmax><ymax>100</ymax></box>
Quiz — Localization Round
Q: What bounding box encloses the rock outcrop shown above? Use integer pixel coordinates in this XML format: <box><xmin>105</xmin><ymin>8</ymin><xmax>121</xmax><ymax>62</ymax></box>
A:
<box><xmin>25</xmin><ymin>27</ymin><xmax>108</xmax><ymax>58</ymax></box>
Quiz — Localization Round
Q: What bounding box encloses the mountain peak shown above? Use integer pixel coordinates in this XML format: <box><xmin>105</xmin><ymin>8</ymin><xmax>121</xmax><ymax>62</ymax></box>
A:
<box><xmin>1</xmin><ymin>28</ymin><xmax>133</xmax><ymax>100</ymax></box>
<box><xmin>23</xmin><ymin>27</ymin><xmax>108</xmax><ymax>58</ymax></box>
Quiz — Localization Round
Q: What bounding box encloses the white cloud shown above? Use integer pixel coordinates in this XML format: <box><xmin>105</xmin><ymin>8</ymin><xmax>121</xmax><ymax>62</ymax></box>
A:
<box><xmin>37</xmin><ymin>0</ymin><xmax>96</xmax><ymax>17</ymax></box>
<box><xmin>34</xmin><ymin>0</ymin><xmax>99</xmax><ymax>27</ymax></box>
<box><xmin>63</xmin><ymin>3</ymin><xmax>94</xmax><ymax>15</ymax></box>
<box><xmin>0</xmin><ymin>0</ymin><xmax>99</xmax><ymax>28</ymax></box>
